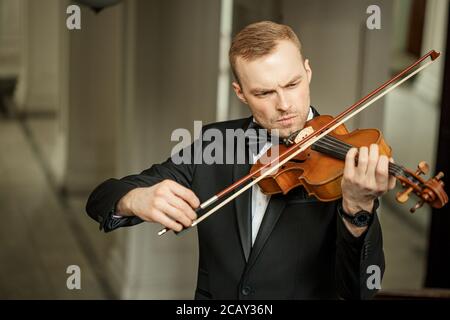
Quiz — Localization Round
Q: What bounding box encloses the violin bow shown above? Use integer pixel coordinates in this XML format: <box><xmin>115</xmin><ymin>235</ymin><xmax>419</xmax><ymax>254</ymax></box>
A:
<box><xmin>158</xmin><ymin>50</ymin><xmax>441</xmax><ymax>236</ymax></box>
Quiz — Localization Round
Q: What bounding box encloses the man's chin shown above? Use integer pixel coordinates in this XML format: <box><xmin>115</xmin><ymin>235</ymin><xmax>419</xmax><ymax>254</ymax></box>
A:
<box><xmin>277</xmin><ymin>126</ymin><xmax>303</xmax><ymax>139</ymax></box>
<box><xmin>271</xmin><ymin>129</ymin><xmax>294</xmax><ymax>139</ymax></box>
<box><xmin>268</xmin><ymin>123</ymin><xmax>305</xmax><ymax>139</ymax></box>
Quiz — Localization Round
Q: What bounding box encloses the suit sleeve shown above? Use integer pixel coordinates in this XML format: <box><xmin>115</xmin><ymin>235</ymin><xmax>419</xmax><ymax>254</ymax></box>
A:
<box><xmin>85</xmin><ymin>140</ymin><xmax>199</xmax><ymax>232</ymax></box>
<box><xmin>335</xmin><ymin>199</ymin><xmax>385</xmax><ymax>300</ymax></box>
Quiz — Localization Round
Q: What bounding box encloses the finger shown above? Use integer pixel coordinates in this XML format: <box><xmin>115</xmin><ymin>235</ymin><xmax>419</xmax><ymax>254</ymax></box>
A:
<box><xmin>167</xmin><ymin>181</ymin><xmax>200</xmax><ymax>209</ymax></box>
<box><xmin>388</xmin><ymin>175</ymin><xmax>396</xmax><ymax>190</ymax></box>
<box><xmin>388</xmin><ymin>157</ymin><xmax>396</xmax><ymax>190</ymax></box>
<box><xmin>375</xmin><ymin>155</ymin><xmax>389</xmax><ymax>193</ymax></box>
<box><xmin>366</xmin><ymin>144</ymin><xmax>379</xmax><ymax>179</ymax></box>
<box><xmin>153</xmin><ymin>210</ymin><xmax>183</xmax><ymax>232</ymax></box>
<box><xmin>159</xmin><ymin>202</ymin><xmax>193</xmax><ymax>227</ymax></box>
<box><xmin>344</xmin><ymin>147</ymin><xmax>358</xmax><ymax>179</ymax></box>
<box><xmin>356</xmin><ymin>146</ymin><xmax>369</xmax><ymax>176</ymax></box>
<box><xmin>166</xmin><ymin>193</ymin><xmax>198</xmax><ymax>220</ymax></box>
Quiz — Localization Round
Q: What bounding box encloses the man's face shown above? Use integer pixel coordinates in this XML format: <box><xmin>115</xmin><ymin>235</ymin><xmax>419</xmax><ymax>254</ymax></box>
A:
<box><xmin>232</xmin><ymin>40</ymin><xmax>312</xmax><ymax>138</ymax></box>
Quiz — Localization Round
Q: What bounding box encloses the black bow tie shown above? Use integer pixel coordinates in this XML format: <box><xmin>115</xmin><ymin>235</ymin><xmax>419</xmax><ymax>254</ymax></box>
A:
<box><xmin>245</xmin><ymin>121</ymin><xmax>285</xmax><ymax>156</ymax></box>
<box><xmin>246</xmin><ymin>121</ymin><xmax>300</xmax><ymax>147</ymax></box>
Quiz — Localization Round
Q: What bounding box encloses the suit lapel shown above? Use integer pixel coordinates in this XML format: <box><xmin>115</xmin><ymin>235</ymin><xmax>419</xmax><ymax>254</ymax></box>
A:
<box><xmin>246</xmin><ymin>194</ymin><xmax>286</xmax><ymax>269</ymax></box>
<box><xmin>233</xmin><ymin>162</ymin><xmax>252</xmax><ymax>262</ymax></box>
<box><xmin>232</xmin><ymin>116</ymin><xmax>254</xmax><ymax>262</ymax></box>
<box><xmin>230</xmin><ymin>109</ymin><xmax>319</xmax><ymax>267</ymax></box>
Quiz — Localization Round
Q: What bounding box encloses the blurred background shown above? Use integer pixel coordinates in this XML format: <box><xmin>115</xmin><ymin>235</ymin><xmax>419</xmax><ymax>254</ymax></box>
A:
<box><xmin>0</xmin><ymin>0</ymin><xmax>449</xmax><ymax>299</ymax></box>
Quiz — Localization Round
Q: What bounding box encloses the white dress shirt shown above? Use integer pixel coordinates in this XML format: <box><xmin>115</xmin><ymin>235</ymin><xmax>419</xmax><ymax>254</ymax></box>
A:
<box><xmin>250</xmin><ymin>107</ymin><xmax>314</xmax><ymax>246</ymax></box>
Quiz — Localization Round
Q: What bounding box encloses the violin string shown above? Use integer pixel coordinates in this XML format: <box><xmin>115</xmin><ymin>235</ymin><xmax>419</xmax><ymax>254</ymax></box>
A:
<box><xmin>245</xmin><ymin>129</ymin><xmax>407</xmax><ymax>178</ymax></box>
<box><xmin>323</xmin><ymin>135</ymin><xmax>407</xmax><ymax>177</ymax></box>
<box><xmin>249</xmin><ymin>132</ymin><xmax>418</xmax><ymax>190</ymax></box>
<box><xmin>314</xmin><ymin>137</ymin><xmax>405</xmax><ymax>177</ymax></box>
<box><xmin>247</xmin><ymin>129</ymin><xmax>407</xmax><ymax>177</ymax></box>
<box><xmin>247</xmin><ymin>129</ymin><xmax>412</xmax><ymax>178</ymax></box>
<box><xmin>259</xmin><ymin>129</ymin><xmax>419</xmax><ymax>191</ymax></box>
<box><xmin>316</xmin><ymin>136</ymin><xmax>414</xmax><ymax>181</ymax></box>
<box><xmin>312</xmin><ymin>135</ymin><xmax>406</xmax><ymax>177</ymax></box>
<box><xmin>250</xmin><ymin>132</ymin><xmax>398</xmax><ymax>174</ymax></box>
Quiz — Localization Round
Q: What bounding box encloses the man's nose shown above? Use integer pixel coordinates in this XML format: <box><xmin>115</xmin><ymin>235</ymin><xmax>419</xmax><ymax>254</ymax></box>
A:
<box><xmin>275</xmin><ymin>92</ymin><xmax>291</xmax><ymax>111</ymax></box>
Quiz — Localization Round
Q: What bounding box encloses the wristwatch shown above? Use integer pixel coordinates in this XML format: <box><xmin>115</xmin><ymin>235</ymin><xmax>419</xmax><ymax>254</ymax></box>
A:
<box><xmin>338</xmin><ymin>200</ymin><xmax>378</xmax><ymax>227</ymax></box>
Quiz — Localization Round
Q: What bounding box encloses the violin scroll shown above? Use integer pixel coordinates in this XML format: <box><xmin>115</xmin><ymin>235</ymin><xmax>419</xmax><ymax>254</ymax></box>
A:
<box><xmin>396</xmin><ymin>161</ymin><xmax>448</xmax><ymax>213</ymax></box>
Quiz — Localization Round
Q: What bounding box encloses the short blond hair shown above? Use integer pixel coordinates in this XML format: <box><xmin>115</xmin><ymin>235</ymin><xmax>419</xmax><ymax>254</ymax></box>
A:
<box><xmin>229</xmin><ymin>21</ymin><xmax>303</xmax><ymax>82</ymax></box>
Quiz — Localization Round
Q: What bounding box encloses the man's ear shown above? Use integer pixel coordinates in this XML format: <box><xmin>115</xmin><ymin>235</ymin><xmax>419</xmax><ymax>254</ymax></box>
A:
<box><xmin>232</xmin><ymin>81</ymin><xmax>248</xmax><ymax>105</ymax></box>
<box><xmin>304</xmin><ymin>59</ymin><xmax>312</xmax><ymax>84</ymax></box>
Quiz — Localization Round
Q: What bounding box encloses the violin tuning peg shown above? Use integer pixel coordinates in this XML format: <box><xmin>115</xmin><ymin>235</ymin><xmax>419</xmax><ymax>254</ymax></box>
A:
<box><xmin>410</xmin><ymin>200</ymin><xmax>424</xmax><ymax>213</ymax></box>
<box><xmin>435</xmin><ymin>171</ymin><xmax>444</xmax><ymax>180</ymax></box>
<box><xmin>397</xmin><ymin>186</ymin><xmax>413</xmax><ymax>203</ymax></box>
<box><xmin>416</xmin><ymin>161</ymin><xmax>429</xmax><ymax>175</ymax></box>
<box><xmin>397</xmin><ymin>192</ymin><xmax>409</xmax><ymax>203</ymax></box>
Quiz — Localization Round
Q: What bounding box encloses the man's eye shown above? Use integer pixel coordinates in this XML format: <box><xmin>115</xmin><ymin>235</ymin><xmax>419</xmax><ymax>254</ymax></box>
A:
<box><xmin>256</xmin><ymin>92</ymin><xmax>270</xmax><ymax>97</ymax></box>
<box><xmin>287</xmin><ymin>82</ymin><xmax>298</xmax><ymax>88</ymax></box>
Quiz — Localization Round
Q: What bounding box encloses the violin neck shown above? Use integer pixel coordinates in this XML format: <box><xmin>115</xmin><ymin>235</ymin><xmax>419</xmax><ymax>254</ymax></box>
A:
<box><xmin>311</xmin><ymin>135</ymin><xmax>404</xmax><ymax>177</ymax></box>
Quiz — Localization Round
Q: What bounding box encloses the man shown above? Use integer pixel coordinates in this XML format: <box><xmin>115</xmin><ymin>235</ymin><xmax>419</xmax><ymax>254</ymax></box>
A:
<box><xmin>86</xmin><ymin>21</ymin><xmax>395</xmax><ymax>299</ymax></box>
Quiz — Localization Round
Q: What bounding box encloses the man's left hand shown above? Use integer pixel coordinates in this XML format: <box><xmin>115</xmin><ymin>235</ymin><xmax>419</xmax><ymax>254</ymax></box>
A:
<box><xmin>340</xmin><ymin>144</ymin><xmax>396</xmax><ymax>236</ymax></box>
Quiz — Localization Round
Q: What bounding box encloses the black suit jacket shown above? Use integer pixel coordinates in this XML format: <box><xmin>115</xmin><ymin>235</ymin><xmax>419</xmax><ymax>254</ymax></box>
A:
<box><xmin>86</xmin><ymin>108</ymin><xmax>385</xmax><ymax>299</ymax></box>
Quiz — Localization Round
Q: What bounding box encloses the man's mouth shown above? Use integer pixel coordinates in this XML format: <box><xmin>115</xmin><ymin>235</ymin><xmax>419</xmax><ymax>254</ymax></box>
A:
<box><xmin>276</xmin><ymin>115</ymin><xmax>297</xmax><ymax>127</ymax></box>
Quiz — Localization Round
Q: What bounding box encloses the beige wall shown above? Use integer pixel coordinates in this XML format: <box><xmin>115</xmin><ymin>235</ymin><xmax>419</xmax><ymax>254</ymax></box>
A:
<box><xmin>14</xmin><ymin>0</ymin><xmax>60</xmax><ymax>113</ymax></box>
<box><xmin>0</xmin><ymin>0</ymin><xmax>21</xmax><ymax>77</ymax></box>
<box><xmin>119</xmin><ymin>0</ymin><xmax>221</xmax><ymax>299</ymax></box>
<box><xmin>63</xmin><ymin>3</ymin><xmax>124</xmax><ymax>194</ymax></box>
<box><xmin>283</xmin><ymin>0</ymin><xmax>393</xmax><ymax>131</ymax></box>
<box><xmin>380</xmin><ymin>0</ymin><xmax>449</xmax><ymax>289</ymax></box>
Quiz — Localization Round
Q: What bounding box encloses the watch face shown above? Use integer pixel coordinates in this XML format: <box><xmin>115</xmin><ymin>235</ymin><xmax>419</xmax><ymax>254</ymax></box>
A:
<box><xmin>354</xmin><ymin>212</ymin><xmax>371</xmax><ymax>227</ymax></box>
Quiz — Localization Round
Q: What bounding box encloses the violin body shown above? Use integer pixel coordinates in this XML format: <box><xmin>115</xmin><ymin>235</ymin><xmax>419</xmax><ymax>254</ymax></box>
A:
<box><xmin>251</xmin><ymin>115</ymin><xmax>392</xmax><ymax>201</ymax></box>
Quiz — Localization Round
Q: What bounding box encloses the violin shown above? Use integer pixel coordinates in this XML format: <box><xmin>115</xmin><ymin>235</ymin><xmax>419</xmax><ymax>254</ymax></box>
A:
<box><xmin>157</xmin><ymin>49</ymin><xmax>448</xmax><ymax>237</ymax></box>
<box><xmin>251</xmin><ymin>114</ymin><xmax>448</xmax><ymax>213</ymax></box>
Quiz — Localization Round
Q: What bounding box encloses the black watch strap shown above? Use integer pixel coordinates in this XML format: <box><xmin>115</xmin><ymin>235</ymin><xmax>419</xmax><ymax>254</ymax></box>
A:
<box><xmin>338</xmin><ymin>199</ymin><xmax>379</xmax><ymax>227</ymax></box>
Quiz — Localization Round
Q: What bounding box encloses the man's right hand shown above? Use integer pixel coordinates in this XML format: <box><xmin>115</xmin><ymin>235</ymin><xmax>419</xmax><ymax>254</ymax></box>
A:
<box><xmin>115</xmin><ymin>180</ymin><xmax>200</xmax><ymax>232</ymax></box>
